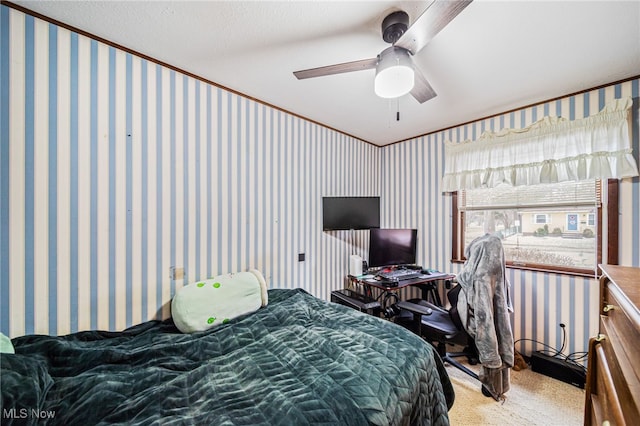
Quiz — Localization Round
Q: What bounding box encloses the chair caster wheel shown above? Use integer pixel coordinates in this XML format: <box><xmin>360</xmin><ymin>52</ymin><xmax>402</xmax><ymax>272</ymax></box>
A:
<box><xmin>481</xmin><ymin>385</ymin><xmax>492</xmax><ymax>398</ymax></box>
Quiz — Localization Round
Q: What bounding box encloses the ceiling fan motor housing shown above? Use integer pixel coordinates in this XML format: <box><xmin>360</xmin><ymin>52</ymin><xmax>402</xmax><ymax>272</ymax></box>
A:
<box><xmin>382</xmin><ymin>11</ymin><xmax>409</xmax><ymax>44</ymax></box>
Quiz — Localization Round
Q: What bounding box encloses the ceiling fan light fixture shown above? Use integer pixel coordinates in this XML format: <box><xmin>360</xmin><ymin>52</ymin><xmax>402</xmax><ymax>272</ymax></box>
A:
<box><xmin>374</xmin><ymin>47</ymin><xmax>414</xmax><ymax>99</ymax></box>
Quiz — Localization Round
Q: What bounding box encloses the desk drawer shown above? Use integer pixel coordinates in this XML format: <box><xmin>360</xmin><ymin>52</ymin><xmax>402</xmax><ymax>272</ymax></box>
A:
<box><xmin>588</xmin><ymin>339</ymin><xmax>624</xmax><ymax>425</ymax></box>
<box><xmin>602</xmin><ymin>284</ymin><xmax>640</xmax><ymax>389</ymax></box>
<box><xmin>586</xmin><ymin>267</ymin><xmax>640</xmax><ymax>426</ymax></box>
<box><xmin>596</xmin><ymin>281</ymin><xmax>640</xmax><ymax>425</ymax></box>
<box><xmin>597</xmin><ymin>319</ymin><xmax>640</xmax><ymax>425</ymax></box>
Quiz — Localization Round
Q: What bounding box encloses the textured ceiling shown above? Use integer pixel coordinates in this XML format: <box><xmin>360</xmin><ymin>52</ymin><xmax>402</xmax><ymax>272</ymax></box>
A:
<box><xmin>10</xmin><ymin>0</ymin><xmax>640</xmax><ymax>145</ymax></box>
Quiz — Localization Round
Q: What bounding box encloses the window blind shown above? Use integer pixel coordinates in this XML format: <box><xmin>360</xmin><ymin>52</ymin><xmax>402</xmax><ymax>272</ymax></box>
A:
<box><xmin>459</xmin><ymin>180</ymin><xmax>600</xmax><ymax>211</ymax></box>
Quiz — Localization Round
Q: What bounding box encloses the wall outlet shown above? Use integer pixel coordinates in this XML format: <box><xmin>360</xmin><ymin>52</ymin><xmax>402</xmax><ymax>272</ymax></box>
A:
<box><xmin>170</xmin><ymin>267</ymin><xmax>184</xmax><ymax>280</ymax></box>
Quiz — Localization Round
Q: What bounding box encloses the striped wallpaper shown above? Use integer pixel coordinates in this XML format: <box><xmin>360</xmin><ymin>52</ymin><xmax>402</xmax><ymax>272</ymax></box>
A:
<box><xmin>381</xmin><ymin>80</ymin><xmax>640</xmax><ymax>357</ymax></box>
<box><xmin>0</xmin><ymin>6</ymin><xmax>380</xmax><ymax>337</ymax></box>
<box><xmin>1</xmin><ymin>5</ymin><xmax>639</xmax><ymax>362</ymax></box>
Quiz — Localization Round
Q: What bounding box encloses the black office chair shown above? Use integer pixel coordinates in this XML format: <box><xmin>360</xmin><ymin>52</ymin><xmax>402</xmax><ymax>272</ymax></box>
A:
<box><xmin>395</xmin><ymin>284</ymin><xmax>480</xmax><ymax>381</ymax></box>
<box><xmin>395</xmin><ymin>234</ymin><xmax>514</xmax><ymax>400</ymax></box>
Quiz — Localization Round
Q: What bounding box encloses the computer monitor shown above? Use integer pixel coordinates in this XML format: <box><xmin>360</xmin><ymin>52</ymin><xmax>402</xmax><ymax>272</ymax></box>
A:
<box><xmin>368</xmin><ymin>228</ymin><xmax>418</xmax><ymax>268</ymax></box>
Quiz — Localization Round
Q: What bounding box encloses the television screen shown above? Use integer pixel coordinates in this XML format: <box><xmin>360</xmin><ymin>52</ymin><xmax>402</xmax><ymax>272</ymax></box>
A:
<box><xmin>322</xmin><ymin>197</ymin><xmax>380</xmax><ymax>231</ymax></box>
<box><xmin>368</xmin><ymin>228</ymin><xmax>418</xmax><ymax>268</ymax></box>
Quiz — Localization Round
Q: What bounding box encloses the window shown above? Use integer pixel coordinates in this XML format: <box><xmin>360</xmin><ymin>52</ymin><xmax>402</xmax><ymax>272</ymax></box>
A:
<box><xmin>452</xmin><ymin>180</ymin><xmax>619</xmax><ymax>276</ymax></box>
<box><xmin>533</xmin><ymin>214</ymin><xmax>549</xmax><ymax>225</ymax></box>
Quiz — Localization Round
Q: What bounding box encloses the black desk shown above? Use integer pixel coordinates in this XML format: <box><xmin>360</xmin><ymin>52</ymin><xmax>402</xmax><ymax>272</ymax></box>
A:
<box><xmin>348</xmin><ymin>272</ymin><xmax>455</xmax><ymax>309</ymax></box>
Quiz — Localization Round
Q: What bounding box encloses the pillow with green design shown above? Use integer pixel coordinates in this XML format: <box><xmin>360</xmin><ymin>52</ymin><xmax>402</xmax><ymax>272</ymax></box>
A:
<box><xmin>0</xmin><ymin>332</ymin><xmax>14</xmax><ymax>354</ymax></box>
<box><xmin>171</xmin><ymin>269</ymin><xmax>268</xmax><ymax>333</ymax></box>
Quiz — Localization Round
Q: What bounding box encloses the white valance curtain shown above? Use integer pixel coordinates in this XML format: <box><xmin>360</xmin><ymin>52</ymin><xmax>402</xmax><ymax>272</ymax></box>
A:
<box><xmin>441</xmin><ymin>97</ymin><xmax>639</xmax><ymax>192</ymax></box>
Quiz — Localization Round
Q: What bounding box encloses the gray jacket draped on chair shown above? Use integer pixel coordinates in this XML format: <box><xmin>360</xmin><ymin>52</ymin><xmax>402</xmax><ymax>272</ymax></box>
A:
<box><xmin>456</xmin><ymin>233</ymin><xmax>514</xmax><ymax>400</ymax></box>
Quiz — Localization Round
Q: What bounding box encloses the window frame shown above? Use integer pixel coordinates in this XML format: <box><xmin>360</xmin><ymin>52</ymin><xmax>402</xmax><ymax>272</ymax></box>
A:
<box><xmin>451</xmin><ymin>179</ymin><xmax>619</xmax><ymax>277</ymax></box>
<box><xmin>533</xmin><ymin>213</ymin><xmax>550</xmax><ymax>225</ymax></box>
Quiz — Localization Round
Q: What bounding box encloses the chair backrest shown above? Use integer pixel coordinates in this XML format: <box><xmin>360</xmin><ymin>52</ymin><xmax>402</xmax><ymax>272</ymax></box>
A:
<box><xmin>447</xmin><ymin>285</ymin><xmax>465</xmax><ymax>331</ymax></box>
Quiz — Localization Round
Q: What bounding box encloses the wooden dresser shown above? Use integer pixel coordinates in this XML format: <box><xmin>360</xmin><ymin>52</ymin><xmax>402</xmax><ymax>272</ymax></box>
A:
<box><xmin>584</xmin><ymin>265</ymin><xmax>640</xmax><ymax>425</ymax></box>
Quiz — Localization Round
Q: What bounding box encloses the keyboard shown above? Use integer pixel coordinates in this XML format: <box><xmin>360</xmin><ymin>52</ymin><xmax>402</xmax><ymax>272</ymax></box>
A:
<box><xmin>376</xmin><ymin>269</ymin><xmax>423</xmax><ymax>281</ymax></box>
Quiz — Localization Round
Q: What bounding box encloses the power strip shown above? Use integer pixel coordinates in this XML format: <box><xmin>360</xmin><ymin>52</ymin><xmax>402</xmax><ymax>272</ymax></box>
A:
<box><xmin>530</xmin><ymin>351</ymin><xmax>586</xmax><ymax>389</ymax></box>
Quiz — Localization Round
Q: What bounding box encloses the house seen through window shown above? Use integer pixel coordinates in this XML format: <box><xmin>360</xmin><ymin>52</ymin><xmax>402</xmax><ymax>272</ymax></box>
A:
<box><xmin>452</xmin><ymin>180</ymin><xmax>614</xmax><ymax>275</ymax></box>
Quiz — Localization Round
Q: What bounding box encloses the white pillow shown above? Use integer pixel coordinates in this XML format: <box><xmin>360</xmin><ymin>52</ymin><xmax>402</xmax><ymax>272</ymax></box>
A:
<box><xmin>0</xmin><ymin>332</ymin><xmax>14</xmax><ymax>354</ymax></box>
<box><xmin>171</xmin><ymin>269</ymin><xmax>268</xmax><ymax>333</ymax></box>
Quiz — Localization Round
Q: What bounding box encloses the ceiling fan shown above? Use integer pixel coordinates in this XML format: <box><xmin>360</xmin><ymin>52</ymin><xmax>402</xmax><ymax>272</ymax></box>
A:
<box><xmin>293</xmin><ymin>0</ymin><xmax>472</xmax><ymax>103</ymax></box>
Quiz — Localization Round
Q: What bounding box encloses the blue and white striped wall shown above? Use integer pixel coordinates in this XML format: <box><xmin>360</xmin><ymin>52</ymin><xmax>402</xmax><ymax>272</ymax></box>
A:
<box><xmin>0</xmin><ymin>6</ymin><xmax>380</xmax><ymax>337</ymax></box>
<box><xmin>381</xmin><ymin>80</ymin><xmax>640</xmax><ymax>357</ymax></box>
<box><xmin>2</xmin><ymin>4</ymin><xmax>639</xmax><ymax>361</ymax></box>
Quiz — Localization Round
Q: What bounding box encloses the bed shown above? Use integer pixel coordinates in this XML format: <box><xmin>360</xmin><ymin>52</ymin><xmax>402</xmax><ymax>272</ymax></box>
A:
<box><xmin>1</xmin><ymin>288</ymin><xmax>454</xmax><ymax>425</ymax></box>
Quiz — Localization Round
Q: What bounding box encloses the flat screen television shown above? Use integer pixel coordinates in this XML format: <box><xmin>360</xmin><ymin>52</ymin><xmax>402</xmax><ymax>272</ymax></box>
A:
<box><xmin>368</xmin><ymin>228</ymin><xmax>418</xmax><ymax>268</ymax></box>
<box><xmin>322</xmin><ymin>197</ymin><xmax>380</xmax><ymax>231</ymax></box>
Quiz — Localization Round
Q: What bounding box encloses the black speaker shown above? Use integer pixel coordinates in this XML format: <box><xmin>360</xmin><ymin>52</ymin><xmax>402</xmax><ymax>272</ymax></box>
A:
<box><xmin>530</xmin><ymin>351</ymin><xmax>586</xmax><ymax>389</ymax></box>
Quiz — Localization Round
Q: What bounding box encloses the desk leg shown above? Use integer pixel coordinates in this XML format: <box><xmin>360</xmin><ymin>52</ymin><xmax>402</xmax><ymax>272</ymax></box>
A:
<box><xmin>419</xmin><ymin>284</ymin><xmax>442</xmax><ymax>307</ymax></box>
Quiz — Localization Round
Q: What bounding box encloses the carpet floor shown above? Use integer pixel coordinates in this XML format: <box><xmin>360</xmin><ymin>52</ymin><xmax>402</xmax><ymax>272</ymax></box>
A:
<box><xmin>446</xmin><ymin>361</ymin><xmax>585</xmax><ymax>425</ymax></box>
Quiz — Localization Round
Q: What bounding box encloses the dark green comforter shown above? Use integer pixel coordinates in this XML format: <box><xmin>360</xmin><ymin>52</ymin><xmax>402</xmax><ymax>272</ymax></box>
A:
<box><xmin>1</xmin><ymin>289</ymin><xmax>454</xmax><ymax>425</ymax></box>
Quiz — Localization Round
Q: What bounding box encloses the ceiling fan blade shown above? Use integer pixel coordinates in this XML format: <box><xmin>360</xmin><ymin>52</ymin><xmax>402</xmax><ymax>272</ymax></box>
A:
<box><xmin>293</xmin><ymin>58</ymin><xmax>377</xmax><ymax>80</ymax></box>
<box><xmin>411</xmin><ymin>68</ymin><xmax>437</xmax><ymax>104</ymax></box>
<box><xmin>396</xmin><ymin>0</ymin><xmax>473</xmax><ymax>55</ymax></box>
